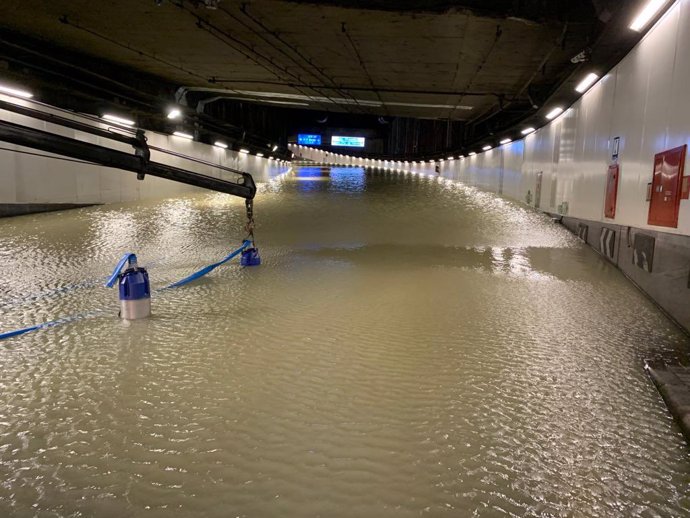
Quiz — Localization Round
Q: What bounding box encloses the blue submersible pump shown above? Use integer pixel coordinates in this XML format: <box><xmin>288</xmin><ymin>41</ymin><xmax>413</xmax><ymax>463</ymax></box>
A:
<box><xmin>105</xmin><ymin>253</ymin><xmax>151</xmax><ymax>320</ymax></box>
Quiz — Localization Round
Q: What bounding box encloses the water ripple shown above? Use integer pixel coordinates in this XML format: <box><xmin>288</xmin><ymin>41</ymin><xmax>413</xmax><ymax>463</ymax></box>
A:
<box><xmin>0</xmin><ymin>167</ymin><xmax>688</xmax><ymax>516</ymax></box>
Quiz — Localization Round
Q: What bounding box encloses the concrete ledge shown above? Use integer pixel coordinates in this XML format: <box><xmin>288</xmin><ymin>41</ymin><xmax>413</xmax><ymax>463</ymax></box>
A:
<box><xmin>646</xmin><ymin>361</ymin><xmax>690</xmax><ymax>442</ymax></box>
<box><xmin>550</xmin><ymin>213</ymin><xmax>690</xmax><ymax>334</ymax></box>
<box><xmin>0</xmin><ymin>203</ymin><xmax>97</xmax><ymax>218</ymax></box>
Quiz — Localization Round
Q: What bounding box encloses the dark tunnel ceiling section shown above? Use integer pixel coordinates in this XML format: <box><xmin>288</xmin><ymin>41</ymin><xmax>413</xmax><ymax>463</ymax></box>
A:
<box><xmin>0</xmin><ymin>0</ymin><xmax>658</xmax><ymax>153</ymax></box>
<box><xmin>282</xmin><ymin>0</ymin><xmax>602</xmax><ymax>22</ymax></box>
<box><xmin>0</xmin><ymin>0</ymin><xmax>605</xmax><ymax>119</ymax></box>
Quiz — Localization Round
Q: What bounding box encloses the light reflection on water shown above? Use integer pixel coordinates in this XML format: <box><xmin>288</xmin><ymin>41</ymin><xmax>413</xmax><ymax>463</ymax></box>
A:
<box><xmin>0</xmin><ymin>166</ymin><xmax>689</xmax><ymax>517</ymax></box>
<box><xmin>293</xmin><ymin>166</ymin><xmax>366</xmax><ymax>193</ymax></box>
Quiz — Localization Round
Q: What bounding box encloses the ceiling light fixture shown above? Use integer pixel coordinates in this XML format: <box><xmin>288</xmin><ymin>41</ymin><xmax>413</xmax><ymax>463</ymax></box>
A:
<box><xmin>545</xmin><ymin>107</ymin><xmax>564</xmax><ymax>120</ymax></box>
<box><xmin>167</xmin><ymin>108</ymin><xmax>182</xmax><ymax>120</ymax></box>
<box><xmin>239</xmin><ymin>148</ymin><xmax>249</xmax><ymax>154</ymax></box>
<box><xmin>521</xmin><ymin>127</ymin><xmax>536</xmax><ymax>135</ymax></box>
<box><xmin>468</xmin><ymin>152</ymin><xmax>476</xmax><ymax>156</ymax></box>
<box><xmin>214</xmin><ymin>141</ymin><xmax>228</xmax><ymax>149</ymax></box>
<box><xmin>173</xmin><ymin>131</ymin><xmax>193</xmax><ymax>139</ymax></box>
<box><xmin>102</xmin><ymin>114</ymin><xmax>135</xmax><ymax>126</ymax></box>
<box><xmin>0</xmin><ymin>84</ymin><xmax>33</xmax><ymax>99</ymax></box>
<box><xmin>272</xmin><ymin>144</ymin><xmax>278</xmax><ymax>151</ymax></box>
<box><xmin>257</xmin><ymin>152</ymin><xmax>264</xmax><ymax>157</ymax></box>
<box><xmin>575</xmin><ymin>72</ymin><xmax>599</xmax><ymax>93</ymax></box>
<box><xmin>482</xmin><ymin>145</ymin><xmax>492</xmax><ymax>151</ymax></box>
<box><xmin>500</xmin><ymin>138</ymin><xmax>512</xmax><ymax>145</ymax></box>
<box><xmin>630</xmin><ymin>0</ymin><xmax>668</xmax><ymax>31</ymax></box>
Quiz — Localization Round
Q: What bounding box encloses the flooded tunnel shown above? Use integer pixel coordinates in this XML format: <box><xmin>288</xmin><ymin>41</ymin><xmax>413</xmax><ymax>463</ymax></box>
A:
<box><xmin>2</xmin><ymin>0</ymin><xmax>690</xmax><ymax>516</ymax></box>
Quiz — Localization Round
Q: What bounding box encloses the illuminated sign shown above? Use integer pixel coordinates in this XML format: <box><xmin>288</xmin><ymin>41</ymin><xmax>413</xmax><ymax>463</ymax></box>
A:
<box><xmin>298</xmin><ymin>134</ymin><xmax>322</xmax><ymax>145</ymax></box>
<box><xmin>331</xmin><ymin>136</ymin><xmax>365</xmax><ymax>148</ymax></box>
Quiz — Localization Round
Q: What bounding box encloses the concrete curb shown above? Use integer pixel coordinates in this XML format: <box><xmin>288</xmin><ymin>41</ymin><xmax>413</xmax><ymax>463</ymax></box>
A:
<box><xmin>645</xmin><ymin>360</ymin><xmax>690</xmax><ymax>442</ymax></box>
<box><xmin>0</xmin><ymin>203</ymin><xmax>97</xmax><ymax>218</ymax></box>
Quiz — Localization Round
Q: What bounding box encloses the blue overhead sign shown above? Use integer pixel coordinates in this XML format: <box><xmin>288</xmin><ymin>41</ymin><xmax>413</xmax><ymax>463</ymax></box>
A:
<box><xmin>298</xmin><ymin>134</ymin><xmax>322</xmax><ymax>145</ymax></box>
<box><xmin>331</xmin><ymin>136</ymin><xmax>365</xmax><ymax>148</ymax></box>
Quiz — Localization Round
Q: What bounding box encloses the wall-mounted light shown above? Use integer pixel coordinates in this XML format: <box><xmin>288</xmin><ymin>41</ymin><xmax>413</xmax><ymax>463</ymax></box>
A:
<box><xmin>630</xmin><ymin>0</ymin><xmax>667</xmax><ymax>31</ymax></box>
<box><xmin>214</xmin><ymin>141</ymin><xmax>228</xmax><ymax>149</ymax></box>
<box><xmin>500</xmin><ymin>138</ymin><xmax>512</xmax><ymax>145</ymax></box>
<box><xmin>0</xmin><ymin>83</ymin><xmax>33</xmax><ymax>99</ymax></box>
<box><xmin>167</xmin><ymin>108</ymin><xmax>182</xmax><ymax>120</ymax></box>
<box><xmin>545</xmin><ymin>107</ymin><xmax>564</xmax><ymax>120</ymax></box>
<box><xmin>102</xmin><ymin>114</ymin><xmax>135</xmax><ymax>127</ymax></box>
<box><xmin>575</xmin><ymin>72</ymin><xmax>599</xmax><ymax>93</ymax></box>
<box><xmin>521</xmin><ymin>127</ymin><xmax>536</xmax><ymax>135</ymax></box>
<box><xmin>173</xmin><ymin>131</ymin><xmax>193</xmax><ymax>139</ymax></box>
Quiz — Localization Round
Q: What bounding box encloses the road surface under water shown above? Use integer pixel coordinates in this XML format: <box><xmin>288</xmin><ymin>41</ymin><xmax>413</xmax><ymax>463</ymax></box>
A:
<box><xmin>0</xmin><ymin>165</ymin><xmax>689</xmax><ymax>517</ymax></box>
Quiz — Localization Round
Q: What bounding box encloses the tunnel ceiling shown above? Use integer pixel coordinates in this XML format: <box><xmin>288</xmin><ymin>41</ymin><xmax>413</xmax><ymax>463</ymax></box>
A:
<box><xmin>0</xmin><ymin>0</ymin><xmax>663</xmax><ymax>154</ymax></box>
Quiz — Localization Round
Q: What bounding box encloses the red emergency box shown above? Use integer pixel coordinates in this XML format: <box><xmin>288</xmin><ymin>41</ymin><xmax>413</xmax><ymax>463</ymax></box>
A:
<box><xmin>648</xmin><ymin>145</ymin><xmax>687</xmax><ymax>228</ymax></box>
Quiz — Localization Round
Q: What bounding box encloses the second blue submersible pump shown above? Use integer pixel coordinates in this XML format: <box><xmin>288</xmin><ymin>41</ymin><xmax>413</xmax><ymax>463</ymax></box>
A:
<box><xmin>241</xmin><ymin>198</ymin><xmax>261</xmax><ymax>267</ymax></box>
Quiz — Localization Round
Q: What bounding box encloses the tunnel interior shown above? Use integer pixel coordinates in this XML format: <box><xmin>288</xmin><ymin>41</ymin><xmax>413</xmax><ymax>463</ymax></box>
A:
<box><xmin>1</xmin><ymin>0</ymin><xmax>690</xmax><ymax>516</ymax></box>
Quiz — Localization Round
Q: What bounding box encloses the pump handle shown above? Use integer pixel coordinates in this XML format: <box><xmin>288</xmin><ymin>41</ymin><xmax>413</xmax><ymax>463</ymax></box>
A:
<box><xmin>105</xmin><ymin>253</ymin><xmax>138</xmax><ymax>288</ymax></box>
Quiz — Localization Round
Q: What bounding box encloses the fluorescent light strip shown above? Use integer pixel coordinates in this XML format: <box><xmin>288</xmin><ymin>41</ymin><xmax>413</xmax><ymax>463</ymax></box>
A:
<box><xmin>0</xmin><ymin>84</ymin><xmax>33</xmax><ymax>99</ymax></box>
<box><xmin>214</xmin><ymin>141</ymin><xmax>228</xmax><ymax>149</ymax></box>
<box><xmin>102</xmin><ymin>114</ymin><xmax>135</xmax><ymax>126</ymax></box>
<box><xmin>264</xmin><ymin>100</ymin><xmax>310</xmax><ymax>107</ymax></box>
<box><xmin>173</xmin><ymin>131</ymin><xmax>193</xmax><ymax>139</ymax></box>
<box><xmin>468</xmin><ymin>152</ymin><xmax>476</xmax><ymax>156</ymax></box>
<box><xmin>239</xmin><ymin>148</ymin><xmax>250</xmax><ymax>154</ymax></box>
<box><xmin>500</xmin><ymin>138</ymin><xmax>512</xmax><ymax>145</ymax></box>
<box><xmin>228</xmin><ymin>89</ymin><xmax>477</xmax><ymax>110</ymax></box>
<box><xmin>482</xmin><ymin>145</ymin><xmax>492</xmax><ymax>151</ymax></box>
<box><xmin>388</xmin><ymin>101</ymin><xmax>473</xmax><ymax>110</ymax></box>
<box><xmin>545</xmin><ymin>107</ymin><xmax>564</xmax><ymax>120</ymax></box>
<box><xmin>575</xmin><ymin>72</ymin><xmax>599</xmax><ymax>93</ymax></box>
<box><xmin>630</xmin><ymin>0</ymin><xmax>667</xmax><ymax>31</ymax></box>
<box><xmin>521</xmin><ymin>127</ymin><xmax>536</xmax><ymax>135</ymax></box>
<box><xmin>257</xmin><ymin>153</ymin><xmax>264</xmax><ymax>157</ymax></box>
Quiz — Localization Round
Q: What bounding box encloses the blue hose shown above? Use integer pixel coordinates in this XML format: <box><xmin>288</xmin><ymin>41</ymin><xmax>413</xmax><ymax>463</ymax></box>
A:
<box><xmin>0</xmin><ymin>240</ymin><xmax>253</xmax><ymax>342</ymax></box>
<box><xmin>163</xmin><ymin>240</ymin><xmax>251</xmax><ymax>289</ymax></box>
<box><xmin>0</xmin><ymin>309</ymin><xmax>108</xmax><ymax>341</ymax></box>
<box><xmin>0</xmin><ymin>252</ymin><xmax>178</xmax><ymax>311</ymax></box>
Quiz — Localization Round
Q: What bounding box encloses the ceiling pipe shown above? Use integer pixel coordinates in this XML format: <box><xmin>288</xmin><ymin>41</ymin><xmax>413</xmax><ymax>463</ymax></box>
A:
<box><xmin>174</xmin><ymin>1</ymin><xmax>346</xmax><ymax>114</ymax></box>
<box><xmin>230</xmin><ymin>3</ymin><xmax>366</xmax><ymax>112</ymax></box>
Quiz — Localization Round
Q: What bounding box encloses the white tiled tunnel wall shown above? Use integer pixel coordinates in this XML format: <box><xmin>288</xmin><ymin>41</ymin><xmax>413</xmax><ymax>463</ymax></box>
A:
<box><xmin>0</xmin><ymin>99</ymin><xmax>290</xmax><ymax>206</ymax></box>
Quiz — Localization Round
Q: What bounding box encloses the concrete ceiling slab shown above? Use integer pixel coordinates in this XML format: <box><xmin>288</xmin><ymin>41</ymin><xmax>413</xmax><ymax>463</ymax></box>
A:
<box><xmin>0</xmin><ymin>0</ymin><xmax>601</xmax><ymax>121</ymax></box>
